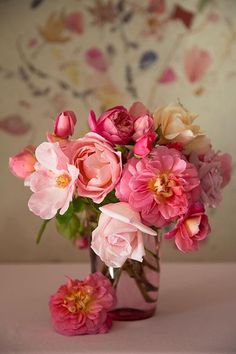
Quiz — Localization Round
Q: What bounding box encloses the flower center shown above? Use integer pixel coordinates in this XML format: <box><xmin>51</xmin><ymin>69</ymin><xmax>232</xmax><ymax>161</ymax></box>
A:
<box><xmin>149</xmin><ymin>172</ymin><xmax>175</xmax><ymax>199</ymax></box>
<box><xmin>56</xmin><ymin>173</ymin><xmax>71</xmax><ymax>188</ymax></box>
<box><xmin>63</xmin><ymin>286</ymin><xmax>93</xmax><ymax>313</ymax></box>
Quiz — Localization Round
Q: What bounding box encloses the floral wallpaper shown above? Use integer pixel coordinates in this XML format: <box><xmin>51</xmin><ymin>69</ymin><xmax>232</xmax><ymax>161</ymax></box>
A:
<box><xmin>1</xmin><ymin>0</ymin><xmax>236</xmax><ymax>262</ymax></box>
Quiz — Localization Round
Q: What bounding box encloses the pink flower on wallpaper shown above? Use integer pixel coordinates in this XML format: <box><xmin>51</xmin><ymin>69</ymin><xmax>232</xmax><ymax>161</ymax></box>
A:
<box><xmin>64</xmin><ymin>11</ymin><xmax>84</xmax><ymax>34</ymax></box>
<box><xmin>49</xmin><ymin>273</ymin><xmax>116</xmax><ymax>336</ymax></box>
<box><xmin>85</xmin><ymin>47</ymin><xmax>109</xmax><ymax>72</ymax></box>
<box><xmin>148</xmin><ymin>0</ymin><xmax>166</xmax><ymax>14</ymax></box>
<box><xmin>184</xmin><ymin>46</ymin><xmax>212</xmax><ymax>83</ymax></box>
<box><xmin>159</xmin><ymin>67</ymin><xmax>177</xmax><ymax>84</ymax></box>
<box><xmin>0</xmin><ymin>115</ymin><xmax>31</xmax><ymax>135</ymax></box>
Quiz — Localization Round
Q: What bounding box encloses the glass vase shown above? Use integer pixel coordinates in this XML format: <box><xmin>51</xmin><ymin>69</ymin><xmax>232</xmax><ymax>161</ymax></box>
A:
<box><xmin>90</xmin><ymin>233</ymin><xmax>161</xmax><ymax>321</ymax></box>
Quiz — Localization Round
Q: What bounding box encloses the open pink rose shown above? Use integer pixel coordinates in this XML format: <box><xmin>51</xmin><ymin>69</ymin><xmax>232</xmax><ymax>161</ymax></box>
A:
<box><xmin>65</xmin><ymin>133</ymin><xmax>122</xmax><ymax>203</ymax></box>
<box><xmin>54</xmin><ymin>111</ymin><xmax>77</xmax><ymax>138</ymax></box>
<box><xmin>91</xmin><ymin>202</ymin><xmax>157</xmax><ymax>267</ymax></box>
<box><xmin>9</xmin><ymin>145</ymin><xmax>37</xmax><ymax>179</ymax></box>
<box><xmin>26</xmin><ymin>142</ymin><xmax>79</xmax><ymax>219</ymax></box>
<box><xmin>165</xmin><ymin>202</ymin><xmax>211</xmax><ymax>252</ymax></box>
<box><xmin>49</xmin><ymin>272</ymin><xmax>116</xmax><ymax>336</ymax></box>
<box><xmin>133</xmin><ymin>131</ymin><xmax>157</xmax><ymax>157</ymax></box>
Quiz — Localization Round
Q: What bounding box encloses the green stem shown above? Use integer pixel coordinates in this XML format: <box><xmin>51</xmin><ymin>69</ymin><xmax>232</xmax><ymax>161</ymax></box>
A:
<box><xmin>36</xmin><ymin>220</ymin><xmax>50</xmax><ymax>244</ymax></box>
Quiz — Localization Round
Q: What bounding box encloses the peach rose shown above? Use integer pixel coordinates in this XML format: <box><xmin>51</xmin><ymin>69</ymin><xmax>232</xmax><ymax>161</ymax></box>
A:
<box><xmin>91</xmin><ymin>202</ymin><xmax>157</xmax><ymax>268</ymax></box>
<box><xmin>153</xmin><ymin>104</ymin><xmax>210</xmax><ymax>153</ymax></box>
<box><xmin>65</xmin><ymin>133</ymin><xmax>122</xmax><ymax>203</ymax></box>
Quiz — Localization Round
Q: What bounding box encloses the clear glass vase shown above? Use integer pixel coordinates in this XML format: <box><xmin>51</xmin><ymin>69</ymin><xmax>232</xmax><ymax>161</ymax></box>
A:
<box><xmin>90</xmin><ymin>233</ymin><xmax>161</xmax><ymax>321</ymax></box>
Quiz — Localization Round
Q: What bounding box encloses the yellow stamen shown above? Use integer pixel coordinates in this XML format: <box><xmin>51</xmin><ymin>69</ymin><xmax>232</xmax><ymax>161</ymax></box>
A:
<box><xmin>56</xmin><ymin>174</ymin><xmax>71</xmax><ymax>188</ymax></box>
<box><xmin>149</xmin><ymin>172</ymin><xmax>175</xmax><ymax>199</ymax></box>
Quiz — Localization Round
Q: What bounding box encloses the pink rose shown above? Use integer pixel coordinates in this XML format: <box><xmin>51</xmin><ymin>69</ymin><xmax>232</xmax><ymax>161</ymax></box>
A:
<box><xmin>189</xmin><ymin>150</ymin><xmax>232</xmax><ymax>207</ymax></box>
<box><xmin>88</xmin><ymin>106</ymin><xmax>134</xmax><ymax>144</ymax></box>
<box><xmin>49</xmin><ymin>272</ymin><xmax>116</xmax><ymax>336</ymax></box>
<box><xmin>165</xmin><ymin>202</ymin><xmax>211</xmax><ymax>252</ymax></box>
<box><xmin>9</xmin><ymin>145</ymin><xmax>37</xmax><ymax>179</ymax></box>
<box><xmin>130</xmin><ymin>101</ymin><xmax>154</xmax><ymax>141</ymax></box>
<box><xmin>54</xmin><ymin>111</ymin><xmax>77</xmax><ymax>138</ymax></box>
<box><xmin>133</xmin><ymin>131</ymin><xmax>157</xmax><ymax>157</ymax></box>
<box><xmin>26</xmin><ymin>142</ymin><xmax>79</xmax><ymax>219</ymax></box>
<box><xmin>91</xmin><ymin>202</ymin><xmax>157</xmax><ymax>267</ymax></box>
<box><xmin>65</xmin><ymin>133</ymin><xmax>122</xmax><ymax>203</ymax></box>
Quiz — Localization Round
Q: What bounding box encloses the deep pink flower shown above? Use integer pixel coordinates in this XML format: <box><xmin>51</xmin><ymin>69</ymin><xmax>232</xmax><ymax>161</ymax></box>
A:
<box><xmin>116</xmin><ymin>146</ymin><xmax>200</xmax><ymax>227</ymax></box>
<box><xmin>91</xmin><ymin>202</ymin><xmax>156</xmax><ymax>267</ymax></box>
<box><xmin>49</xmin><ymin>272</ymin><xmax>116</xmax><ymax>336</ymax></box>
<box><xmin>164</xmin><ymin>202</ymin><xmax>211</xmax><ymax>252</ymax></box>
<box><xmin>133</xmin><ymin>131</ymin><xmax>157</xmax><ymax>157</ymax></box>
<box><xmin>189</xmin><ymin>150</ymin><xmax>232</xmax><ymax>207</ymax></box>
<box><xmin>88</xmin><ymin>102</ymin><xmax>152</xmax><ymax>145</ymax></box>
<box><xmin>26</xmin><ymin>142</ymin><xmax>79</xmax><ymax>219</ymax></box>
<box><xmin>64</xmin><ymin>133</ymin><xmax>122</xmax><ymax>203</ymax></box>
<box><xmin>54</xmin><ymin>111</ymin><xmax>77</xmax><ymax>139</ymax></box>
<box><xmin>88</xmin><ymin>106</ymin><xmax>134</xmax><ymax>144</ymax></box>
<box><xmin>9</xmin><ymin>145</ymin><xmax>37</xmax><ymax>179</ymax></box>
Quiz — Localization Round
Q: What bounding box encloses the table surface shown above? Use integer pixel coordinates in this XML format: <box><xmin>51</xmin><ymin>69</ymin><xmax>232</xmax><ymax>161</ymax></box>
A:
<box><xmin>0</xmin><ymin>263</ymin><xmax>235</xmax><ymax>354</ymax></box>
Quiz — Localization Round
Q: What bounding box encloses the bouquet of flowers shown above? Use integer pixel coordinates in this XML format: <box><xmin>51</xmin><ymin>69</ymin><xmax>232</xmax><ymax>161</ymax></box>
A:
<box><xmin>9</xmin><ymin>102</ymin><xmax>231</xmax><ymax>335</ymax></box>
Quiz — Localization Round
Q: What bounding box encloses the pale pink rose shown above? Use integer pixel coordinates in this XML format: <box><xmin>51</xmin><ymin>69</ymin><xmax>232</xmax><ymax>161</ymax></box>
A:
<box><xmin>91</xmin><ymin>202</ymin><xmax>157</xmax><ymax>268</ymax></box>
<box><xmin>64</xmin><ymin>11</ymin><xmax>84</xmax><ymax>34</ymax></box>
<box><xmin>88</xmin><ymin>106</ymin><xmax>134</xmax><ymax>144</ymax></box>
<box><xmin>26</xmin><ymin>142</ymin><xmax>79</xmax><ymax>219</ymax></box>
<box><xmin>116</xmin><ymin>146</ymin><xmax>200</xmax><ymax>227</ymax></box>
<box><xmin>133</xmin><ymin>131</ymin><xmax>157</xmax><ymax>157</ymax></box>
<box><xmin>54</xmin><ymin>111</ymin><xmax>77</xmax><ymax>138</ymax></box>
<box><xmin>9</xmin><ymin>145</ymin><xmax>37</xmax><ymax>179</ymax></box>
<box><xmin>165</xmin><ymin>202</ymin><xmax>211</xmax><ymax>252</ymax></box>
<box><xmin>184</xmin><ymin>46</ymin><xmax>212</xmax><ymax>83</ymax></box>
<box><xmin>130</xmin><ymin>101</ymin><xmax>155</xmax><ymax>141</ymax></box>
<box><xmin>49</xmin><ymin>272</ymin><xmax>116</xmax><ymax>336</ymax></box>
<box><xmin>189</xmin><ymin>150</ymin><xmax>232</xmax><ymax>207</ymax></box>
<box><xmin>65</xmin><ymin>133</ymin><xmax>122</xmax><ymax>203</ymax></box>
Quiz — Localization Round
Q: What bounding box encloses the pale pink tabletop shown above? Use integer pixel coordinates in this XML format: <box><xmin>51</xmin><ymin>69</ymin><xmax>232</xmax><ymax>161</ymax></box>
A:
<box><xmin>0</xmin><ymin>263</ymin><xmax>235</xmax><ymax>354</ymax></box>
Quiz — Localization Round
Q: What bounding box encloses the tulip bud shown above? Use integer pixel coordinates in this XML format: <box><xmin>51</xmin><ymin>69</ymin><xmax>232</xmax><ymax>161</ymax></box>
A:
<box><xmin>133</xmin><ymin>131</ymin><xmax>157</xmax><ymax>157</ymax></box>
<box><xmin>54</xmin><ymin>111</ymin><xmax>77</xmax><ymax>138</ymax></box>
<box><xmin>9</xmin><ymin>145</ymin><xmax>37</xmax><ymax>179</ymax></box>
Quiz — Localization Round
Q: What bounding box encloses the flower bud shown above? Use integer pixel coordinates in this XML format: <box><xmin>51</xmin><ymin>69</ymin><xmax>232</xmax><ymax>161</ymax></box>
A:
<box><xmin>9</xmin><ymin>145</ymin><xmax>36</xmax><ymax>179</ymax></box>
<box><xmin>133</xmin><ymin>131</ymin><xmax>157</xmax><ymax>157</ymax></box>
<box><xmin>54</xmin><ymin>111</ymin><xmax>77</xmax><ymax>138</ymax></box>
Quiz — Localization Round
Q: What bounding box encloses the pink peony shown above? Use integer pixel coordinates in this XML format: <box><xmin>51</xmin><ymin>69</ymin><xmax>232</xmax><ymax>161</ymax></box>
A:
<box><xmin>189</xmin><ymin>150</ymin><xmax>232</xmax><ymax>207</ymax></box>
<box><xmin>65</xmin><ymin>133</ymin><xmax>122</xmax><ymax>203</ymax></box>
<box><xmin>164</xmin><ymin>202</ymin><xmax>211</xmax><ymax>252</ymax></box>
<box><xmin>134</xmin><ymin>131</ymin><xmax>157</xmax><ymax>157</ymax></box>
<box><xmin>116</xmin><ymin>146</ymin><xmax>200</xmax><ymax>227</ymax></box>
<box><xmin>91</xmin><ymin>202</ymin><xmax>157</xmax><ymax>267</ymax></box>
<box><xmin>9</xmin><ymin>145</ymin><xmax>37</xmax><ymax>179</ymax></box>
<box><xmin>54</xmin><ymin>111</ymin><xmax>77</xmax><ymax>139</ymax></box>
<box><xmin>26</xmin><ymin>142</ymin><xmax>79</xmax><ymax>219</ymax></box>
<box><xmin>49</xmin><ymin>272</ymin><xmax>116</xmax><ymax>336</ymax></box>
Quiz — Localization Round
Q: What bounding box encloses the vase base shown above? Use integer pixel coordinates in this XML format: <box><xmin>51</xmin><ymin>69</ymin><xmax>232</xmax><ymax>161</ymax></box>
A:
<box><xmin>109</xmin><ymin>307</ymin><xmax>156</xmax><ymax>321</ymax></box>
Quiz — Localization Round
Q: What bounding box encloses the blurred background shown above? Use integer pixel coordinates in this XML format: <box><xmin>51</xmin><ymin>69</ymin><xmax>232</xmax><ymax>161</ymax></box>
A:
<box><xmin>1</xmin><ymin>0</ymin><xmax>235</xmax><ymax>263</ymax></box>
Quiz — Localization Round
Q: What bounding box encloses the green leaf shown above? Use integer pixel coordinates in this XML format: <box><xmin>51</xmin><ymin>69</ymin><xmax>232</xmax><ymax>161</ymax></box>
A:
<box><xmin>56</xmin><ymin>214</ymin><xmax>80</xmax><ymax>240</ymax></box>
<box><xmin>36</xmin><ymin>219</ymin><xmax>50</xmax><ymax>244</ymax></box>
<box><xmin>98</xmin><ymin>190</ymin><xmax>119</xmax><ymax>207</ymax></box>
<box><xmin>56</xmin><ymin>203</ymin><xmax>74</xmax><ymax>224</ymax></box>
<box><xmin>72</xmin><ymin>197</ymin><xmax>85</xmax><ymax>212</ymax></box>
